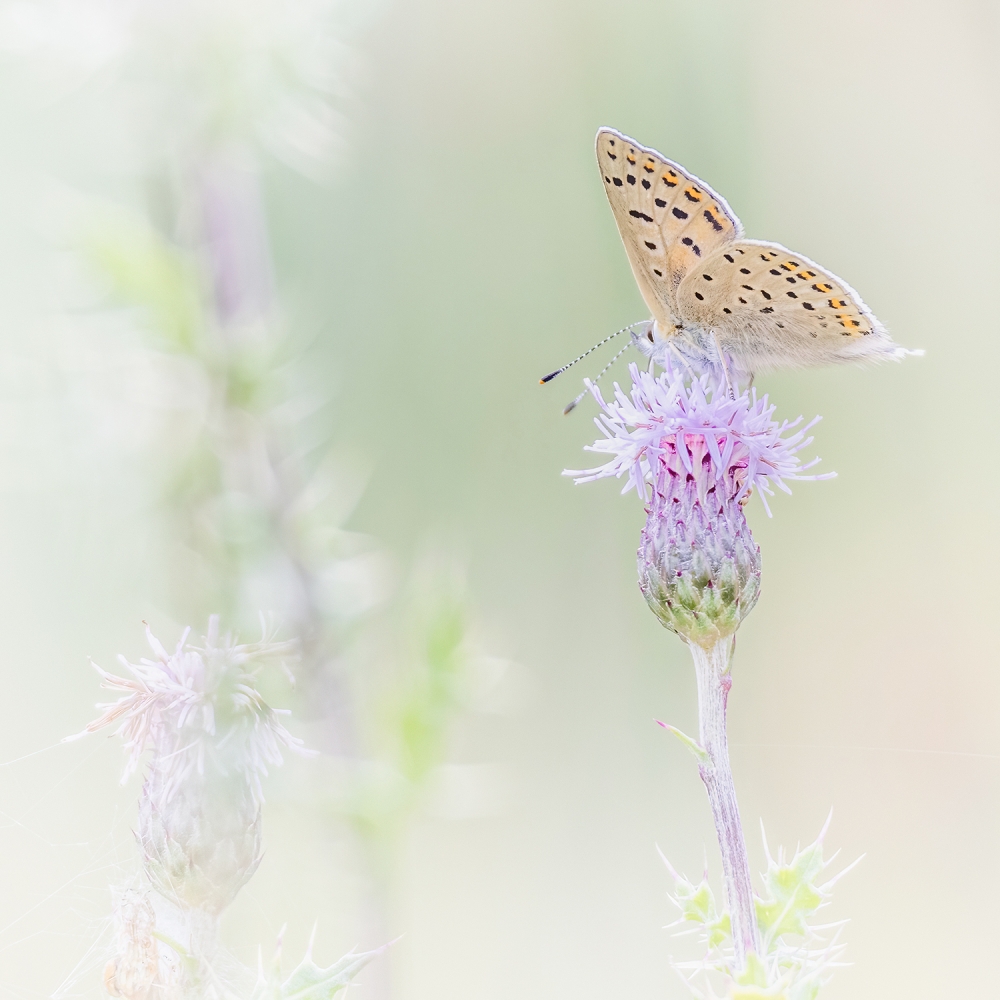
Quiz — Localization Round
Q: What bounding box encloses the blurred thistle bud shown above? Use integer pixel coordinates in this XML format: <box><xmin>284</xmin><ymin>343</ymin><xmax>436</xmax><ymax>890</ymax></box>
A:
<box><xmin>567</xmin><ymin>361</ymin><xmax>830</xmax><ymax>645</ymax></box>
<box><xmin>137</xmin><ymin>766</ymin><xmax>263</xmax><ymax>914</ymax></box>
<box><xmin>73</xmin><ymin>616</ymin><xmax>307</xmax><ymax>915</ymax></box>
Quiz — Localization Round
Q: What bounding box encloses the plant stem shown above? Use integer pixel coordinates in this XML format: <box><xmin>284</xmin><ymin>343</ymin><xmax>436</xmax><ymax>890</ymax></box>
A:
<box><xmin>689</xmin><ymin>637</ymin><xmax>759</xmax><ymax>967</ymax></box>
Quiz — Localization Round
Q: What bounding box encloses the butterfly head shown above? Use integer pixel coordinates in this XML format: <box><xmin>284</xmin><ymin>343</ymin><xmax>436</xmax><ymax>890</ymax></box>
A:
<box><xmin>631</xmin><ymin>319</ymin><xmax>681</xmax><ymax>366</ymax></box>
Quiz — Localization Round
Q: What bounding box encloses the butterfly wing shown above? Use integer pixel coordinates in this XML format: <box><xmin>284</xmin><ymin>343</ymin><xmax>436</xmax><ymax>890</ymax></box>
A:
<box><xmin>675</xmin><ymin>239</ymin><xmax>899</xmax><ymax>370</ymax></box>
<box><xmin>596</xmin><ymin>128</ymin><xmax>743</xmax><ymax>330</ymax></box>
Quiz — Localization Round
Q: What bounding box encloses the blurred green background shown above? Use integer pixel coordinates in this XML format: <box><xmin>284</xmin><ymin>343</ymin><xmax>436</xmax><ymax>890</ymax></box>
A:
<box><xmin>0</xmin><ymin>0</ymin><xmax>995</xmax><ymax>997</ymax></box>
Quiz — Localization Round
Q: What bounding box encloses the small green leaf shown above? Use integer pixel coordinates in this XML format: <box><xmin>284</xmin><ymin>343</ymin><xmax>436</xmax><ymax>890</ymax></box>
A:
<box><xmin>756</xmin><ymin>840</ymin><xmax>826</xmax><ymax>941</ymax></box>
<box><xmin>252</xmin><ymin>945</ymin><xmax>385</xmax><ymax>1000</ymax></box>
<box><xmin>658</xmin><ymin>722</ymin><xmax>710</xmax><ymax>765</ymax></box>
<box><xmin>83</xmin><ymin>208</ymin><xmax>205</xmax><ymax>354</ymax></box>
<box><xmin>729</xmin><ymin>952</ymin><xmax>787</xmax><ymax>998</ymax></box>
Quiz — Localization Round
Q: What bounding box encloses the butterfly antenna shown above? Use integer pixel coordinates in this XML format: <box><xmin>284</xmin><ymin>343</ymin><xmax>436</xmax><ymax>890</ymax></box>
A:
<box><xmin>563</xmin><ymin>342</ymin><xmax>631</xmax><ymax>415</ymax></box>
<box><xmin>539</xmin><ymin>323</ymin><xmax>638</xmax><ymax>384</ymax></box>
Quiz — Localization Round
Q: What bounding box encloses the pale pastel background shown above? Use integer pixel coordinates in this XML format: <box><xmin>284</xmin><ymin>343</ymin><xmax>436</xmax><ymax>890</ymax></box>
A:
<box><xmin>0</xmin><ymin>1</ymin><xmax>994</xmax><ymax>997</ymax></box>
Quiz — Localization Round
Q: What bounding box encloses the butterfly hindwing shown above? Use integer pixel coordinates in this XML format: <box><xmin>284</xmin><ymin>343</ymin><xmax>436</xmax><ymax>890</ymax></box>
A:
<box><xmin>596</xmin><ymin>128</ymin><xmax>743</xmax><ymax>330</ymax></box>
<box><xmin>675</xmin><ymin>240</ymin><xmax>887</xmax><ymax>369</ymax></box>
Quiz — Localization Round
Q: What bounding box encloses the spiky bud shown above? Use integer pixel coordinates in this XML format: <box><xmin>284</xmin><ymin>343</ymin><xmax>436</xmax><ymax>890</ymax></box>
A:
<box><xmin>638</xmin><ymin>436</ymin><xmax>760</xmax><ymax>648</ymax></box>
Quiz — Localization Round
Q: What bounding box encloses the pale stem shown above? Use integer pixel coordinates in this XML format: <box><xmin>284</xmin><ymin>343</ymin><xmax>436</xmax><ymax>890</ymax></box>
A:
<box><xmin>689</xmin><ymin>637</ymin><xmax>759</xmax><ymax>966</ymax></box>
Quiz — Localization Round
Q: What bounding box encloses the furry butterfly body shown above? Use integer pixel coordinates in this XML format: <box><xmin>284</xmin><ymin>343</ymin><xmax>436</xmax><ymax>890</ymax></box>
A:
<box><xmin>597</xmin><ymin>127</ymin><xmax>910</xmax><ymax>375</ymax></box>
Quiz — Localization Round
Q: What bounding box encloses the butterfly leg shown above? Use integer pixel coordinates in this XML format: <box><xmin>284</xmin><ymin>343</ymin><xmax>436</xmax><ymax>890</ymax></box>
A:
<box><xmin>712</xmin><ymin>329</ymin><xmax>737</xmax><ymax>401</ymax></box>
<box><xmin>666</xmin><ymin>341</ymin><xmax>698</xmax><ymax>382</ymax></box>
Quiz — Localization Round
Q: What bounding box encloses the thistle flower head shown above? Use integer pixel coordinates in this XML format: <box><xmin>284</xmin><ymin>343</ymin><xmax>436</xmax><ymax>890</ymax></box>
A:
<box><xmin>567</xmin><ymin>360</ymin><xmax>830</xmax><ymax>645</ymax></box>
<box><xmin>81</xmin><ymin>615</ymin><xmax>304</xmax><ymax>803</ymax></box>
<box><xmin>567</xmin><ymin>361</ymin><xmax>827</xmax><ymax>514</ymax></box>
<box><xmin>76</xmin><ymin>616</ymin><xmax>308</xmax><ymax>912</ymax></box>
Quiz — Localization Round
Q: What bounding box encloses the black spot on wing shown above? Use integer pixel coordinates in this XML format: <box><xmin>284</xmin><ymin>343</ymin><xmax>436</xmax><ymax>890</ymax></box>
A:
<box><xmin>629</xmin><ymin>210</ymin><xmax>654</xmax><ymax>222</ymax></box>
<box><xmin>655</xmin><ymin>198</ymin><xmax>666</xmax><ymax>207</ymax></box>
<box><xmin>613</xmin><ymin>178</ymin><xmax>623</xmax><ymax>187</ymax></box>
<box><xmin>672</xmin><ymin>207</ymin><xmax>688</xmax><ymax>220</ymax></box>
<box><xmin>695</xmin><ymin>292</ymin><xmax>704</xmax><ymax>300</ymax></box>
<box><xmin>627</xmin><ymin>175</ymin><xmax>636</xmax><ymax>185</ymax></box>
<box><xmin>703</xmin><ymin>209</ymin><xmax>724</xmax><ymax>232</ymax></box>
<box><xmin>644</xmin><ymin>241</ymin><xmax>657</xmax><ymax>250</ymax></box>
<box><xmin>641</xmin><ymin>179</ymin><xmax>650</xmax><ymax>189</ymax></box>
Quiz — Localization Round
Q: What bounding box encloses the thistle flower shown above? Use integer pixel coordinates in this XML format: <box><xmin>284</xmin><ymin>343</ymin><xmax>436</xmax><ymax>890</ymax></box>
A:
<box><xmin>567</xmin><ymin>361</ymin><xmax>828</xmax><ymax>647</ymax></box>
<box><xmin>75</xmin><ymin>616</ymin><xmax>306</xmax><ymax>913</ymax></box>
<box><xmin>567</xmin><ymin>359</ymin><xmax>832</xmax><ymax>970</ymax></box>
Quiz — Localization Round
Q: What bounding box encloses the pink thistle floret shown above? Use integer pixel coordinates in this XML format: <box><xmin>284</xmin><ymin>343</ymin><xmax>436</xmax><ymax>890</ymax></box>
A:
<box><xmin>565</xmin><ymin>361</ymin><xmax>832</xmax><ymax>515</ymax></box>
<box><xmin>73</xmin><ymin>615</ymin><xmax>308</xmax><ymax>806</ymax></box>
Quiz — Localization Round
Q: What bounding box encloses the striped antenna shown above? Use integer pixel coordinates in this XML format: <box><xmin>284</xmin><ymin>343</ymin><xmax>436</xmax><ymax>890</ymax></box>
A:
<box><xmin>563</xmin><ymin>342</ymin><xmax>632</xmax><ymax>414</ymax></box>
<box><xmin>538</xmin><ymin>323</ymin><xmax>639</xmax><ymax>384</ymax></box>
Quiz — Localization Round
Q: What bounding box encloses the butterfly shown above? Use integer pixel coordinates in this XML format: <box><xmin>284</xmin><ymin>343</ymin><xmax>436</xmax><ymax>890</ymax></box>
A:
<box><xmin>595</xmin><ymin>127</ymin><xmax>912</xmax><ymax>378</ymax></box>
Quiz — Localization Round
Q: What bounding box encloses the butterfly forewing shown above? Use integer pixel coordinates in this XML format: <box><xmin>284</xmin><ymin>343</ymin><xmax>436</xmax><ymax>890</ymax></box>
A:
<box><xmin>596</xmin><ymin>128</ymin><xmax>743</xmax><ymax>329</ymax></box>
<box><xmin>675</xmin><ymin>240</ymin><xmax>887</xmax><ymax>370</ymax></box>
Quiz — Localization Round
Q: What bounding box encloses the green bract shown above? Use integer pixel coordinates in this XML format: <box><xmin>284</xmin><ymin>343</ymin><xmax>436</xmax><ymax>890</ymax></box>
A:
<box><xmin>638</xmin><ymin>464</ymin><xmax>761</xmax><ymax>649</ymax></box>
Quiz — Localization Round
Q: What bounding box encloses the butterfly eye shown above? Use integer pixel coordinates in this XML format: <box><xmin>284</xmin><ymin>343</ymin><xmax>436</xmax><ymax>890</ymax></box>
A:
<box><xmin>647</xmin><ymin>330</ymin><xmax>654</xmax><ymax>342</ymax></box>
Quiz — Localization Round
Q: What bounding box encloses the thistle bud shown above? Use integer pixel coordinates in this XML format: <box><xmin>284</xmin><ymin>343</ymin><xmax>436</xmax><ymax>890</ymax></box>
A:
<box><xmin>137</xmin><ymin>768</ymin><xmax>263</xmax><ymax>914</ymax></box>
<box><xmin>638</xmin><ymin>437</ymin><xmax>760</xmax><ymax>648</ymax></box>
